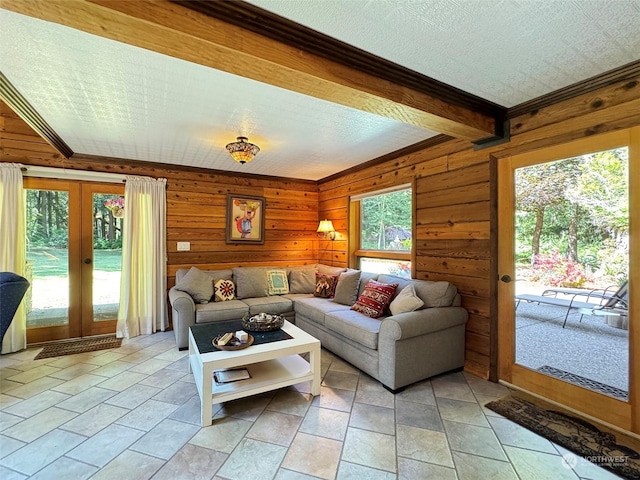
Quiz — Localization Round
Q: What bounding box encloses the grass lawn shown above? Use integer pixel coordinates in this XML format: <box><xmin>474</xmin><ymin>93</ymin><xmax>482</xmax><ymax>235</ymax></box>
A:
<box><xmin>27</xmin><ymin>247</ymin><xmax>122</xmax><ymax>276</ymax></box>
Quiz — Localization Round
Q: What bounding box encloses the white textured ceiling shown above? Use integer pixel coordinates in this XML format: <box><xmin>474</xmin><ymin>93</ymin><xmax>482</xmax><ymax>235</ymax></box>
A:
<box><xmin>248</xmin><ymin>0</ymin><xmax>640</xmax><ymax>107</ymax></box>
<box><xmin>1</xmin><ymin>1</ymin><xmax>639</xmax><ymax>180</ymax></box>
<box><xmin>0</xmin><ymin>8</ymin><xmax>436</xmax><ymax>180</ymax></box>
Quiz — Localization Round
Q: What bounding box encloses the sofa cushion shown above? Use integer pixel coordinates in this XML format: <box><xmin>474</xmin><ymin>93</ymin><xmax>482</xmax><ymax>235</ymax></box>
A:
<box><xmin>333</xmin><ymin>269</ymin><xmax>361</xmax><ymax>306</ymax></box>
<box><xmin>412</xmin><ymin>280</ymin><xmax>456</xmax><ymax>307</ymax></box>
<box><xmin>267</xmin><ymin>269</ymin><xmax>289</xmax><ymax>295</ymax></box>
<box><xmin>377</xmin><ymin>274</ymin><xmax>456</xmax><ymax>307</ymax></box>
<box><xmin>294</xmin><ymin>296</ymin><xmax>348</xmax><ymax>326</ymax></box>
<box><xmin>325</xmin><ymin>310</ymin><xmax>383</xmax><ymax>350</ymax></box>
<box><xmin>214</xmin><ymin>279</ymin><xmax>235</xmax><ymax>302</ymax></box>
<box><xmin>176</xmin><ymin>268</ymin><xmax>232</xmax><ymax>284</ymax></box>
<box><xmin>242</xmin><ymin>296</ymin><xmax>293</xmax><ymax>315</ymax></box>
<box><xmin>351</xmin><ymin>280</ymin><xmax>398</xmax><ymax>318</ymax></box>
<box><xmin>233</xmin><ymin>267</ymin><xmax>270</xmax><ymax>299</ymax></box>
<box><xmin>358</xmin><ymin>272</ymin><xmax>379</xmax><ymax>297</ymax></box>
<box><xmin>376</xmin><ymin>274</ymin><xmax>411</xmax><ymax>299</ymax></box>
<box><xmin>282</xmin><ymin>293</ymin><xmax>314</xmax><ymax>306</ymax></box>
<box><xmin>314</xmin><ymin>273</ymin><xmax>339</xmax><ymax>298</ymax></box>
<box><xmin>174</xmin><ymin>266</ymin><xmax>214</xmax><ymax>304</ymax></box>
<box><xmin>389</xmin><ymin>284</ymin><xmax>424</xmax><ymax>315</ymax></box>
<box><xmin>195</xmin><ymin>300</ymin><xmax>249</xmax><ymax>323</ymax></box>
<box><xmin>317</xmin><ymin>264</ymin><xmax>347</xmax><ymax>275</ymax></box>
<box><xmin>288</xmin><ymin>268</ymin><xmax>317</xmax><ymax>294</ymax></box>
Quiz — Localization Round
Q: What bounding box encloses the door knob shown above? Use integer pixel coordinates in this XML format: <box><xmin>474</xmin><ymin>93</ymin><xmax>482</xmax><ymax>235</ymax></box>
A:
<box><xmin>500</xmin><ymin>275</ymin><xmax>512</xmax><ymax>283</ymax></box>
<box><xmin>84</xmin><ymin>258</ymin><xmax>92</xmax><ymax>264</ymax></box>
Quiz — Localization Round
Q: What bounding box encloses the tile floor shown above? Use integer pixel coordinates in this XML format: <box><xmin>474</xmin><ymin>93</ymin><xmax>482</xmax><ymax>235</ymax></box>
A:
<box><xmin>0</xmin><ymin>331</ymin><xmax>622</xmax><ymax>479</ymax></box>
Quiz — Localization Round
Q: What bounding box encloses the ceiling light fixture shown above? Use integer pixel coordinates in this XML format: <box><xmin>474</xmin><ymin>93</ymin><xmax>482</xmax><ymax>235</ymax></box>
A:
<box><xmin>225</xmin><ymin>136</ymin><xmax>260</xmax><ymax>164</ymax></box>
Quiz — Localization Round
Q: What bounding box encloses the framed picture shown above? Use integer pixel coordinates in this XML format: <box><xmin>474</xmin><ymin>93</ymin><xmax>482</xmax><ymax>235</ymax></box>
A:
<box><xmin>226</xmin><ymin>194</ymin><xmax>265</xmax><ymax>244</ymax></box>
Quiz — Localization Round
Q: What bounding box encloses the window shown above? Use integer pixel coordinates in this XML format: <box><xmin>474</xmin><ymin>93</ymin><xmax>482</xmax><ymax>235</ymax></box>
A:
<box><xmin>351</xmin><ymin>185</ymin><xmax>412</xmax><ymax>278</ymax></box>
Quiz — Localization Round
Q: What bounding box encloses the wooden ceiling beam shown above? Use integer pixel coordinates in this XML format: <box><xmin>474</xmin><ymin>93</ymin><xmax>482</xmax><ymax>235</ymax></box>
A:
<box><xmin>1</xmin><ymin>0</ymin><xmax>498</xmax><ymax>141</ymax></box>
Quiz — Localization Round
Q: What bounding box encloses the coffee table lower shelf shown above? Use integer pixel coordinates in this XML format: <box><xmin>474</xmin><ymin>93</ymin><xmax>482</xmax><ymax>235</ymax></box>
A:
<box><xmin>191</xmin><ymin>354</ymin><xmax>315</xmax><ymax>405</ymax></box>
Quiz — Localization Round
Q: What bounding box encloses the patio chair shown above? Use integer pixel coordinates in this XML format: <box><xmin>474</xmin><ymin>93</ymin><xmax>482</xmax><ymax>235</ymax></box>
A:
<box><xmin>588</xmin><ymin>279</ymin><xmax>628</xmax><ymax>313</ymax></box>
<box><xmin>515</xmin><ymin>280</ymin><xmax>628</xmax><ymax>328</ymax></box>
<box><xmin>0</xmin><ymin>272</ymin><xmax>30</xmax><ymax>349</ymax></box>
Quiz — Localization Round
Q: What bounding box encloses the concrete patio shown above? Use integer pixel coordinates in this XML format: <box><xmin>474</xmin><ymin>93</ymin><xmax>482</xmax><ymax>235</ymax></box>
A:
<box><xmin>515</xmin><ymin>301</ymin><xmax>628</xmax><ymax>397</ymax></box>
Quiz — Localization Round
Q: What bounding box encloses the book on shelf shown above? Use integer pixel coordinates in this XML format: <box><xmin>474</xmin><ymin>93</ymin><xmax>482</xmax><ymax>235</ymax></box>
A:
<box><xmin>214</xmin><ymin>367</ymin><xmax>251</xmax><ymax>384</ymax></box>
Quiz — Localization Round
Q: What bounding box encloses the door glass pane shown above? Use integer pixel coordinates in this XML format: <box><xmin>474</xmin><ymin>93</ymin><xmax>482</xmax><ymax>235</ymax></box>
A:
<box><xmin>514</xmin><ymin>147</ymin><xmax>629</xmax><ymax>400</ymax></box>
<box><xmin>26</xmin><ymin>189</ymin><xmax>69</xmax><ymax>328</ymax></box>
<box><xmin>93</xmin><ymin>194</ymin><xmax>123</xmax><ymax>321</ymax></box>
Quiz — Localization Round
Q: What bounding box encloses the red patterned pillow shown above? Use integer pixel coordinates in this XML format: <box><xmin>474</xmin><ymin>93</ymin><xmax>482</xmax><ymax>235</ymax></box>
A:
<box><xmin>313</xmin><ymin>273</ymin><xmax>339</xmax><ymax>298</ymax></box>
<box><xmin>351</xmin><ymin>280</ymin><xmax>399</xmax><ymax>318</ymax></box>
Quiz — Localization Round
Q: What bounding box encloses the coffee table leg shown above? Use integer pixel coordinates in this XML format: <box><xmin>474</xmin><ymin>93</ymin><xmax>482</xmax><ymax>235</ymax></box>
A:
<box><xmin>201</xmin><ymin>364</ymin><xmax>213</xmax><ymax>427</ymax></box>
<box><xmin>310</xmin><ymin>344</ymin><xmax>321</xmax><ymax>396</ymax></box>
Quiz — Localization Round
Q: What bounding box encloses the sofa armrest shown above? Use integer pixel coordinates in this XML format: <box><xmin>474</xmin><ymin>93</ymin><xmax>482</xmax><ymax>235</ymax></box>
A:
<box><xmin>168</xmin><ymin>287</ymin><xmax>196</xmax><ymax>349</ymax></box>
<box><xmin>378</xmin><ymin>306</ymin><xmax>468</xmax><ymax>390</ymax></box>
<box><xmin>380</xmin><ymin>307</ymin><xmax>468</xmax><ymax>341</ymax></box>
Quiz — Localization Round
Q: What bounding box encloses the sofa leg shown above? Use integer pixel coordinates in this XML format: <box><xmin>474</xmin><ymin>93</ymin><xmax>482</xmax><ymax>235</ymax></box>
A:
<box><xmin>179</xmin><ymin>346</ymin><xmax>188</xmax><ymax>351</ymax></box>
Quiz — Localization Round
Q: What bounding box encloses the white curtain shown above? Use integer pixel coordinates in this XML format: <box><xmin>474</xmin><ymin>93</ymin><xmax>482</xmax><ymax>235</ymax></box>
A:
<box><xmin>117</xmin><ymin>176</ymin><xmax>167</xmax><ymax>339</ymax></box>
<box><xmin>0</xmin><ymin>163</ymin><xmax>27</xmax><ymax>353</ymax></box>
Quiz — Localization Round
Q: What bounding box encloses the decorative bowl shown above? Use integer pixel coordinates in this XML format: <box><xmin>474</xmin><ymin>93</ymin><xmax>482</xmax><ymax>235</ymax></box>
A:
<box><xmin>212</xmin><ymin>333</ymin><xmax>254</xmax><ymax>351</ymax></box>
<box><xmin>242</xmin><ymin>312</ymin><xmax>285</xmax><ymax>332</ymax></box>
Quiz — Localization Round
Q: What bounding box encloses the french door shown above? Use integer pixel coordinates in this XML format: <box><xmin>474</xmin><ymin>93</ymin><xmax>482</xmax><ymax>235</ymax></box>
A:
<box><xmin>497</xmin><ymin>127</ymin><xmax>638</xmax><ymax>433</ymax></box>
<box><xmin>24</xmin><ymin>178</ymin><xmax>124</xmax><ymax>344</ymax></box>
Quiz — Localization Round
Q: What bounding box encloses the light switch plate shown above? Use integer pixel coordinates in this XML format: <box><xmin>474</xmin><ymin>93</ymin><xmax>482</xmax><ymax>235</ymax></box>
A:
<box><xmin>177</xmin><ymin>241</ymin><xmax>190</xmax><ymax>251</ymax></box>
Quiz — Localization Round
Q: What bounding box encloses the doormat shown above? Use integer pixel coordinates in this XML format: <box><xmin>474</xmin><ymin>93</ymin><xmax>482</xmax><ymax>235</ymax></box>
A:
<box><xmin>34</xmin><ymin>336</ymin><xmax>122</xmax><ymax>360</ymax></box>
<box><xmin>485</xmin><ymin>395</ymin><xmax>640</xmax><ymax>479</ymax></box>
<box><xmin>538</xmin><ymin>365</ymin><xmax>628</xmax><ymax>401</ymax></box>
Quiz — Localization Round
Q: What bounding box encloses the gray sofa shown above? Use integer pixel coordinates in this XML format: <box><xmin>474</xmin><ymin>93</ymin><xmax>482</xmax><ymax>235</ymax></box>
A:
<box><xmin>168</xmin><ymin>264</ymin><xmax>468</xmax><ymax>391</ymax></box>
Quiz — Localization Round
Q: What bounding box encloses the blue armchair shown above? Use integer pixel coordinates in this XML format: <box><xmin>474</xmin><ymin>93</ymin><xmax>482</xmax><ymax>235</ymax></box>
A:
<box><xmin>0</xmin><ymin>272</ymin><xmax>30</xmax><ymax>349</ymax></box>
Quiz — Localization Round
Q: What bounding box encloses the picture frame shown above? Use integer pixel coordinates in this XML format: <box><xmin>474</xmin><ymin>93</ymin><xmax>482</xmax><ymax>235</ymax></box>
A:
<box><xmin>226</xmin><ymin>194</ymin><xmax>265</xmax><ymax>244</ymax></box>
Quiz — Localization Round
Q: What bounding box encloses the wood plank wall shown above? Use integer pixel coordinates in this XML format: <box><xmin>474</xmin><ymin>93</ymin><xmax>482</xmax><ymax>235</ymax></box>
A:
<box><xmin>319</xmin><ymin>75</ymin><xmax>640</xmax><ymax>379</ymax></box>
<box><xmin>2</xmin><ymin>74</ymin><xmax>639</xmax><ymax>378</ymax></box>
<box><xmin>0</xmin><ymin>101</ymin><xmax>320</xmax><ymax>293</ymax></box>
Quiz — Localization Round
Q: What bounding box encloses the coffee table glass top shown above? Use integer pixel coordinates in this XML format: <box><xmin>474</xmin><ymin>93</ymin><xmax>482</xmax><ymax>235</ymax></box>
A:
<box><xmin>190</xmin><ymin>319</ymin><xmax>293</xmax><ymax>354</ymax></box>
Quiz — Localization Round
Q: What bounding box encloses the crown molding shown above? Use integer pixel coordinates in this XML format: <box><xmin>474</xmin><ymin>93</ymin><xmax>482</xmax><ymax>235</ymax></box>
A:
<box><xmin>508</xmin><ymin>60</ymin><xmax>640</xmax><ymax>118</ymax></box>
<box><xmin>0</xmin><ymin>71</ymin><xmax>74</xmax><ymax>159</ymax></box>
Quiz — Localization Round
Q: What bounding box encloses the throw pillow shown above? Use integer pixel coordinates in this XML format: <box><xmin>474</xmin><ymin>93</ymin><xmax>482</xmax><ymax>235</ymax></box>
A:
<box><xmin>389</xmin><ymin>284</ymin><xmax>424</xmax><ymax>315</ymax></box>
<box><xmin>333</xmin><ymin>269</ymin><xmax>361</xmax><ymax>306</ymax></box>
<box><xmin>313</xmin><ymin>272</ymin><xmax>339</xmax><ymax>298</ymax></box>
<box><xmin>351</xmin><ymin>279</ymin><xmax>399</xmax><ymax>318</ymax></box>
<box><xmin>288</xmin><ymin>268</ymin><xmax>316</xmax><ymax>294</ymax></box>
<box><xmin>233</xmin><ymin>267</ymin><xmax>270</xmax><ymax>299</ymax></box>
<box><xmin>214</xmin><ymin>279</ymin><xmax>235</xmax><ymax>302</ymax></box>
<box><xmin>174</xmin><ymin>266</ymin><xmax>213</xmax><ymax>304</ymax></box>
<box><xmin>267</xmin><ymin>269</ymin><xmax>290</xmax><ymax>295</ymax></box>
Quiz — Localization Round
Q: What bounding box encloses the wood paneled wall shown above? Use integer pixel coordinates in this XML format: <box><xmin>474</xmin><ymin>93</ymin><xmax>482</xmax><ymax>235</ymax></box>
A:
<box><xmin>0</xmin><ymin>101</ymin><xmax>320</xmax><ymax>292</ymax></box>
<box><xmin>319</xmin><ymin>76</ymin><xmax>640</xmax><ymax>379</ymax></box>
<box><xmin>3</xmin><ymin>74</ymin><xmax>639</xmax><ymax>378</ymax></box>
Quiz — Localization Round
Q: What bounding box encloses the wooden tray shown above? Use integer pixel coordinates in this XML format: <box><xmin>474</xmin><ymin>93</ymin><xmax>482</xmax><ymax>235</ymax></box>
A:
<box><xmin>212</xmin><ymin>334</ymin><xmax>254</xmax><ymax>351</ymax></box>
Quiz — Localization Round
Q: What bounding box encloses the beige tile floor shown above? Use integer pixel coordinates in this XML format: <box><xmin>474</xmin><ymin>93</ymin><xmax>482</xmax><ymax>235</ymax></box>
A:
<box><xmin>0</xmin><ymin>331</ymin><xmax>622</xmax><ymax>479</ymax></box>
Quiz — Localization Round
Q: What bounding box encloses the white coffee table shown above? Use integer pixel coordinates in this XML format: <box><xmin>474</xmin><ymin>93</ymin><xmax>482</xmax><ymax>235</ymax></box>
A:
<box><xmin>188</xmin><ymin>320</ymin><xmax>321</xmax><ymax>427</ymax></box>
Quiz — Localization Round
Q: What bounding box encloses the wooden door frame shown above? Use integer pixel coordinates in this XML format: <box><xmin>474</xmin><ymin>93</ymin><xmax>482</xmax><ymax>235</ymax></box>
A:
<box><xmin>81</xmin><ymin>182</ymin><xmax>123</xmax><ymax>337</ymax></box>
<box><xmin>496</xmin><ymin>127</ymin><xmax>638</xmax><ymax>433</ymax></box>
<box><xmin>23</xmin><ymin>178</ymin><xmax>123</xmax><ymax>343</ymax></box>
<box><xmin>23</xmin><ymin>178</ymin><xmax>82</xmax><ymax>343</ymax></box>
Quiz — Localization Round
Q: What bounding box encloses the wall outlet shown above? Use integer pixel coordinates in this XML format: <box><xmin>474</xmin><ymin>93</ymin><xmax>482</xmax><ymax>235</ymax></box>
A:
<box><xmin>177</xmin><ymin>241</ymin><xmax>190</xmax><ymax>251</ymax></box>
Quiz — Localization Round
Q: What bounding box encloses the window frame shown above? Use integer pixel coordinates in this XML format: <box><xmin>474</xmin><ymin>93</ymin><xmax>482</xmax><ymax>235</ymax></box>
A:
<box><xmin>349</xmin><ymin>183</ymin><xmax>415</xmax><ymax>276</ymax></box>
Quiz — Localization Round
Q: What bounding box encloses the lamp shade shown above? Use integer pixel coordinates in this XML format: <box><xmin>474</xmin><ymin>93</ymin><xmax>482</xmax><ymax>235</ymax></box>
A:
<box><xmin>317</xmin><ymin>220</ymin><xmax>335</xmax><ymax>233</ymax></box>
<box><xmin>226</xmin><ymin>136</ymin><xmax>260</xmax><ymax>164</ymax></box>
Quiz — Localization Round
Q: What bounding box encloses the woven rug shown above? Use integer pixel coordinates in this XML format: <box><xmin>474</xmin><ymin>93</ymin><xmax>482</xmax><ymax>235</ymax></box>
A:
<box><xmin>486</xmin><ymin>395</ymin><xmax>640</xmax><ymax>479</ymax></box>
<box><xmin>34</xmin><ymin>336</ymin><xmax>122</xmax><ymax>360</ymax></box>
<box><xmin>538</xmin><ymin>365</ymin><xmax>629</xmax><ymax>401</ymax></box>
